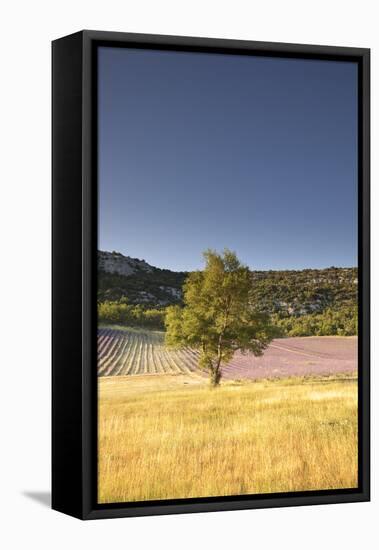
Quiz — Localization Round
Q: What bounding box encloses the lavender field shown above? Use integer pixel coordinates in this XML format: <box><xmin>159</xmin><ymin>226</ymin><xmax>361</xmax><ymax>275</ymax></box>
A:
<box><xmin>98</xmin><ymin>327</ymin><xmax>357</xmax><ymax>380</ymax></box>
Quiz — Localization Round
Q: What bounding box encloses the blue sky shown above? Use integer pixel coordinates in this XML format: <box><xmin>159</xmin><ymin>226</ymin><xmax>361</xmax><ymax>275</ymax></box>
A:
<box><xmin>98</xmin><ymin>47</ymin><xmax>358</xmax><ymax>272</ymax></box>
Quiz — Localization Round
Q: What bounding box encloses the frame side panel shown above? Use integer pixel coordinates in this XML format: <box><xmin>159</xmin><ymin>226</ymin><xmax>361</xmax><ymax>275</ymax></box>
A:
<box><xmin>52</xmin><ymin>32</ymin><xmax>84</xmax><ymax>518</ymax></box>
<box><xmin>360</xmin><ymin>50</ymin><xmax>370</xmax><ymax>500</ymax></box>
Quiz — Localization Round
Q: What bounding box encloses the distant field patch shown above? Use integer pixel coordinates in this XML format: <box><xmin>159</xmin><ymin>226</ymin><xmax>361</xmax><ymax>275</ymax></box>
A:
<box><xmin>98</xmin><ymin>327</ymin><xmax>357</xmax><ymax>379</ymax></box>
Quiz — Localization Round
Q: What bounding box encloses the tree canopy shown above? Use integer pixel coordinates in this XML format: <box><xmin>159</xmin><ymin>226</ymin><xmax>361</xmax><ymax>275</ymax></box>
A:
<box><xmin>165</xmin><ymin>249</ymin><xmax>277</xmax><ymax>386</ymax></box>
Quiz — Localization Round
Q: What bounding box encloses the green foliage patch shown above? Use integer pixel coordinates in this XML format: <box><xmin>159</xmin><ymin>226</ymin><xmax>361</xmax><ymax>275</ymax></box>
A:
<box><xmin>98</xmin><ymin>258</ymin><xmax>358</xmax><ymax>337</ymax></box>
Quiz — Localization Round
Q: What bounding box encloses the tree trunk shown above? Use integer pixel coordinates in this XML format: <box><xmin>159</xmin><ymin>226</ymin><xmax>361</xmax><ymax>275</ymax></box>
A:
<box><xmin>210</xmin><ymin>331</ymin><xmax>225</xmax><ymax>387</ymax></box>
<box><xmin>210</xmin><ymin>359</ymin><xmax>222</xmax><ymax>387</ymax></box>
<box><xmin>210</xmin><ymin>367</ymin><xmax>222</xmax><ymax>387</ymax></box>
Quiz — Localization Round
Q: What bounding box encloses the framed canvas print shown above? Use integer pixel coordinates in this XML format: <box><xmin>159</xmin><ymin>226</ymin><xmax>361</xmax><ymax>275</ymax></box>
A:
<box><xmin>52</xmin><ymin>30</ymin><xmax>370</xmax><ymax>520</ymax></box>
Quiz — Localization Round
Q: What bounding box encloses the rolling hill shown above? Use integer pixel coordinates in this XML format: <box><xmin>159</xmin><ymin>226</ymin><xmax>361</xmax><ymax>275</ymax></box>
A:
<box><xmin>98</xmin><ymin>250</ymin><xmax>357</xmax><ymax>318</ymax></box>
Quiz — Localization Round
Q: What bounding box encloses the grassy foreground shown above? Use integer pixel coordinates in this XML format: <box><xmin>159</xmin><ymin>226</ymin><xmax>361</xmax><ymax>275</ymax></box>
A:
<box><xmin>98</xmin><ymin>374</ymin><xmax>358</xmax><ymax>503</ymax></box>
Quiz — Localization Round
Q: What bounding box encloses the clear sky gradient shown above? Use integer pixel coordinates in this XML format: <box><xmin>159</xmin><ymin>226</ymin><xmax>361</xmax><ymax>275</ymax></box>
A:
<box><xmin>98</xmin><ymin>47</ymin><xmax>358</xmax><ymax>272</ymax></box>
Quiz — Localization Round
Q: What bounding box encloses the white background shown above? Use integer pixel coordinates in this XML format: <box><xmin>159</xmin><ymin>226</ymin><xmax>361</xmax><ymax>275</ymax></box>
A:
<box><xmin>0</xmin><ymin>1</ymin><xmax>377</xmax><ymax>548</ymax></box>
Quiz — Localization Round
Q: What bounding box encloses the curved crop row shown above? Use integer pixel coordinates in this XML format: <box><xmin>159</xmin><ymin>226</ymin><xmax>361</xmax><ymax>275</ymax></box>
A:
<box><xmin>97</xmin><ymin>328</ymin><xmax>203</xmax><ymax>377</ymax></box>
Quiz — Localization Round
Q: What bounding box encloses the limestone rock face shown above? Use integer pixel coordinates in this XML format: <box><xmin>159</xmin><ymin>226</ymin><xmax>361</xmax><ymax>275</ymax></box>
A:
<box><xmin>98</xmin><ymin>250</ymin><xmax>153</xmax><ymax>276</ymax></box>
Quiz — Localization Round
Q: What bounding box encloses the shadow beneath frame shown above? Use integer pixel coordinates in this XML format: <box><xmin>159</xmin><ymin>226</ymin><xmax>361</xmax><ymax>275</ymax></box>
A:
<box><xmin>22</xmin><ymin>491</ymin><xmax>51</xmax><ymax>508</ymax></box>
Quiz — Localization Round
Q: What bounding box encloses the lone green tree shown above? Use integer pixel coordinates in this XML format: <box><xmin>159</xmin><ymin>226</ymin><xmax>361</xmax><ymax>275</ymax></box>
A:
<box><xmin>165</xmin><ymin>249</ymin><xmax>276</xmax><ymax>386</ymax></box>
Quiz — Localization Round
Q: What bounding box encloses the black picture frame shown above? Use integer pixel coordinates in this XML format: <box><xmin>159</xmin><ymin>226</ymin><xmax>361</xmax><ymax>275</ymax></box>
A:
<box><xmin>52</xmin><ymin>30</ymin><xmax>370</xmax><ymax>520</ymax></box>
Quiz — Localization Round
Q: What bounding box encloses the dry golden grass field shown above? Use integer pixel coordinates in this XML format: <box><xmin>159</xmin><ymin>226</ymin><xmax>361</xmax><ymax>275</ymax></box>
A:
<box><xmin>98</xmin><ymin>373</ymin><xmax>358</xmax><ymax>503</ymax></box>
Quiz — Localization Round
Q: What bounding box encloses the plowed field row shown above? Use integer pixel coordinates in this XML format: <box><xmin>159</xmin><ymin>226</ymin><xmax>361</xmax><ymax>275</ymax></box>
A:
<box><xmin>98</xmin><ymin>328</ymin><xmax>201</xmax><ymax>377</ymax></box>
